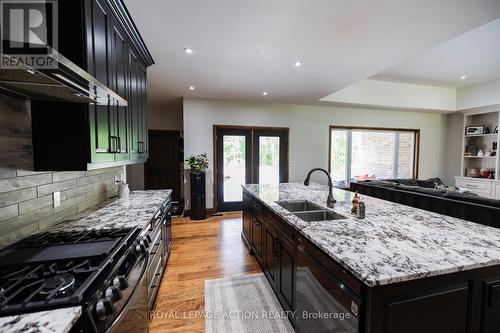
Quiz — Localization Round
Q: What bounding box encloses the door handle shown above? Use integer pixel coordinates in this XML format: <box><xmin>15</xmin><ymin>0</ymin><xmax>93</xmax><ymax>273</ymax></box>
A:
<box><xmin>109</xmin><ymin>136</ymin><xmax>118</xmax><ymax>153</ymax></box>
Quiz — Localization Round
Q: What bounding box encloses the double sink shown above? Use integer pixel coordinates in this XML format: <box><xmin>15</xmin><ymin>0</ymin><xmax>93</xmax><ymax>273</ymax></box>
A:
<box><xmin>276</xmin><ymin>200</ymin><xmax>346</xmax><ymax>222</ymax></box>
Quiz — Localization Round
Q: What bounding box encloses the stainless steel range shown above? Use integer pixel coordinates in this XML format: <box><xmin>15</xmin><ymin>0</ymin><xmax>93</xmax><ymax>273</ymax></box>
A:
<box><xmin>0</xmin><ymin>196</ymin><xmax>171</xmax><ymax>333</ymax></box>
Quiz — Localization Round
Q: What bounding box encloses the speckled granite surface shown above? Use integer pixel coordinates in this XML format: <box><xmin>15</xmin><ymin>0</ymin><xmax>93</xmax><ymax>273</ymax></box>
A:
<box><xmin>243</xmin><ymin>183</ymin><xmax>500</xmax><ymax>286</ymax></box>
<box><xmin>50</xmin><ymin>189</ymin><xmax>171</xmax><ymax>231</ymax></box>
<box><xmin>0</xmin><ymin>190</ymin><xmax>171</xmax><ymax>332</ymax></box>
<box><xmin>0</xmin><ymin>307</ymin><xmax>81</xmax><ymax>333</ymax></box>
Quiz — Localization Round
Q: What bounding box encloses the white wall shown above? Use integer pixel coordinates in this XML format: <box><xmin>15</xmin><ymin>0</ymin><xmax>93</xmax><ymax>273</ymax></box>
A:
<box><xmin>442</xmin><ymin>112</ymin><xmax>464</xmax><ymax>185</ymax></box>
<box><xmin>457</xmin><ymin>79</ymin><xmax>500</xmax><ymax>110</ymax></box>
<box><xmin>321</xmin><ymin>79</ymin><xmax>457</xmax><ymax>112</ymax></box>
<box><xmin>184</xmin><ymin>98</ymin><xmax>449</xmax><ymax>209</ymax></box>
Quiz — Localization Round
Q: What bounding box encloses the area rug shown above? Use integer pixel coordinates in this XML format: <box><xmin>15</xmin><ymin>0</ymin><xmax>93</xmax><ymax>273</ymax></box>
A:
<box><xmin>204</xmin><ymin>273</ymin><xmax>295</xmax><ymax>333</ymax></box>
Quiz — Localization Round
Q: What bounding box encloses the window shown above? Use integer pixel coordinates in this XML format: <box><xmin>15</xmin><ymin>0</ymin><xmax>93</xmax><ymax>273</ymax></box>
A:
<box><xmin>329</xmin><ymin>126</ymin><xmax>419</xmax><ymax>186</ymax></box>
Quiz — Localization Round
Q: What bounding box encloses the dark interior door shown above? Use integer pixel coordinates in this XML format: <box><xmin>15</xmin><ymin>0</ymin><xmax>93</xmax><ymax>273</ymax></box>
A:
<box><xmin>145</xmin><ymin>130</ymin><xmax>181</xmax><ymax>200</ymax></box>
<box><xmin>215</xmin><ymin>126</ymin><xmax>288</xmax><ymax>212</ymax></box>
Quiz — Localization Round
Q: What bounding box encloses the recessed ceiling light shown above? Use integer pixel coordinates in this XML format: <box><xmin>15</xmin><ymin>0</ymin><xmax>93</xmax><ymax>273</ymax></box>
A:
<box><xmin>460</xmin><ymin>75</ymin><xmax>467</xmax><ymax>80</ymax></box>
<box><xmin>262</xmin><ymin>91</ymin><xmax>268</xmax><ymax>96</ymax></box>
<box><xmin>295</xmin><ymin>61</ymin><xmax>303</xmax><ymax>67</ymax></box>
<box><xmin>188</xmin><ymin>85</ymin><xmax>195</xmax><ymax>90</ymax></box>
<box><xmin>183</xmin><ymin>47</ymin><xmax>194</xmax><ymax>54</ymax></box>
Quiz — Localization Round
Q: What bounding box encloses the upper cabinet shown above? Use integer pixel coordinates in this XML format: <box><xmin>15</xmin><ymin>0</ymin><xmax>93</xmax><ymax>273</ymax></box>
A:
<box><xmin>28</xmin><ymin>0</ymin><xmax>153</xmax><ymax>170</ymax></box>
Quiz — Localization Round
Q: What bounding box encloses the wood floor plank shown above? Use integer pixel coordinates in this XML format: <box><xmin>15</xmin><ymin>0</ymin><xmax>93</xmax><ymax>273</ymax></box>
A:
<box><xmin>149</xmin><ymin>212</ymin><xmax>260</xmax><ymax>333</ymax></box>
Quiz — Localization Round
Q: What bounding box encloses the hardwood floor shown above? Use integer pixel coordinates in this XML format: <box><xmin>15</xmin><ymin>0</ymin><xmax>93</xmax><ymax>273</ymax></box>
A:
<box><xmin>149</xmin><ymin>212</ymin><xmax>261</xmax><ymax>332</ymax></box>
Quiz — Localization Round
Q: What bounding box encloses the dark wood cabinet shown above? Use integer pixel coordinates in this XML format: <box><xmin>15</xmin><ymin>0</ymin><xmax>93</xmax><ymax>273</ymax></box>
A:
<box><xmin>481</xmin><ymin>277</ymin><xmax>500</xmax><ymax>332</ymax></box>
<box><xmin>242</xmin><ymin>193</ymin><xmax>252</xmax><ymax>243</ymax></box>
<box><xmin>264</xmin><ymin>215</ymin><xmax>295</xmax><ymax>312</ymax></box>
<box><xmin>29</xmin><ymin>0</ymin><xmax>153</xmax><ymax>171</ymax></box>
<box><xmin>251</xmin><ymin>215</ymin><xmax>263</xmax><ymax>263</ymax></box>
<box><xmin>242</xmin><ymin>199</ymin><xmax>295</xmax><ymax>313</ymax></box>
<box><xmin>263</xmin><ymin>219</ymin><xmax>279</xmax><ymax>288</ymax></box>
<box><xmin>277</xmin><ymin>234</ymin><xmax>295</xmax><ymax>311</ymax></box>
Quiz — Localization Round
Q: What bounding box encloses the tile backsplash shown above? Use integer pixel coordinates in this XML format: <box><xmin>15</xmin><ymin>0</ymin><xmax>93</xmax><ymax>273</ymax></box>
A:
<box><xmin>0</xmin><ymin>94</ymin><xmax>124</xmax><ymax>247</ymax></box>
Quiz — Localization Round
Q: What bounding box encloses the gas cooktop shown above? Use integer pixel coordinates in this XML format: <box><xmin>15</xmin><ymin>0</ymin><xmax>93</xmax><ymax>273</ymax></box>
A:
<box><xmin>0</xmin><ymin>227</ymin><xmax>137</xmax><ymax>316</ymax></box>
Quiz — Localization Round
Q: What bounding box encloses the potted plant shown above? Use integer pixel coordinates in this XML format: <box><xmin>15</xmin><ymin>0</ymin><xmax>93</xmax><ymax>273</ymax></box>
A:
<box><xmin>185</xmin><ymin>153</ymin><xmax>209</xmax><ymax>174</ymax></box>
<box><xmin>185</xmin><ymin>153</ymin><xmax>209</xmax><ymax>220</ymax></box>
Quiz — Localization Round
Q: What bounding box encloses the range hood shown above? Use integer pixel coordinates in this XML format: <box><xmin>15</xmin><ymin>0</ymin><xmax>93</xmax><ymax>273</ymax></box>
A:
<box><xmin>0</xmin><ymin>49</ymin><xmax>127</xmax><ymax>106</ymax></box>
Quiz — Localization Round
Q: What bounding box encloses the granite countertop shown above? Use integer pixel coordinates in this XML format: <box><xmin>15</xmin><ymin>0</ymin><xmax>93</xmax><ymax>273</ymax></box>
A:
<box><xmin>0</xmin><ymin>307</ymin><xmax>81</xmax><ymax>333</ymax></box>
<box><xmin>0</xmin><ymin>190</ymin><xmax>172</xmax><ymax>332</ymax></box>
<box><xmin>243</xmin><ymin>183</ymin><xmax>500</xmax><ymax>286</ymax></box>
<box><xmin>50</xmin><ymin>189</ymin><xmax>172</xmax><ymax>231</ymax></box>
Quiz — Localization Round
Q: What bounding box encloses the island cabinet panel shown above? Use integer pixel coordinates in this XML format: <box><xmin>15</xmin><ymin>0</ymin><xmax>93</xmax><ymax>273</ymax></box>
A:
<box><xmin>382</xmin><ymin>283</ymin><xmax>470</xmax><ymax>333</ymax></box>
<box><xmin>277</xmin><ymin>235</ymin><xmax>295</xmax><ymax>311</ymax></box>
<box><xmin>251</xmin><ymin>215</ymin><xmax>263</xmax><ymax>263</ymax></box>
<box><xmin>262</xmin><ymin>214</ymin><xmax>296</xmax><ymax>313</ymax></box>
<box><xmin>263</xmin><ymin>220</ymin><xmax>279</xmax><ymax>288</ymax></box>
<box><xmin>481</xmin><ymin>277</ymin><xmax>500</xmax><ymax>332</ymax></box>
<box><xmin>242</xmin><ymin>192</ymin><xmax>252</xmax><ymax>244</ymax></box>
<box><xmin>30</xmin><ymin>0</ymin><xmax>153</xmax><ymax>171</ymax></box>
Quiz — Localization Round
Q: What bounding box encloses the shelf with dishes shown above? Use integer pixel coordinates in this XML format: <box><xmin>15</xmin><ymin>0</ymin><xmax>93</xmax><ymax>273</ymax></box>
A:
<box><xmin>460</xmin><ymin>108</ymin><xmax>499</xmax><ymax>181</ymax></box>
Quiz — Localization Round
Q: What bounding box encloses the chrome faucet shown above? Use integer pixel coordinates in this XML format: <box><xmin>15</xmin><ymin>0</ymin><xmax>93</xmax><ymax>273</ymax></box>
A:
<box><xmin>304</xmin><ymin>168</ymin><xmax>337</xmax><ymax>208</ymax></box>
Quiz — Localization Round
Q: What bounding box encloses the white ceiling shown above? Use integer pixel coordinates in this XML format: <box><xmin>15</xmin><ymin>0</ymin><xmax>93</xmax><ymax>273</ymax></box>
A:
<box><xmin>124</xmin><ymin>0</ymin><xmax>500</xmax><ymax>106</ymax></box>
<box><xmin>372</xmin><ymin>18</ymin><xmax>500</xmax><ymax>88</ymax></box>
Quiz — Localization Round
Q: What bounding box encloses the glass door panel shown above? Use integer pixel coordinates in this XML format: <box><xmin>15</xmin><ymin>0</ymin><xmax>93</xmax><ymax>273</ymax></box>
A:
<box><xmin>258</xmin><ymin>136</ymin><xmax>280</xmax><ymax>184</ymax></box>
<box><xmin>216</xmin><ymin>128</ymin><xmax>251</xmax><ymax>212</ymax></box>
<box><xmin>223</xmin><ymin>135</ymin><xmax>247</xmax><ymax>202</ymax></box>
<box><xmin>253</xmin><ymin>129</ymin><xmax>288</xmax><ymax>186</ymax></box>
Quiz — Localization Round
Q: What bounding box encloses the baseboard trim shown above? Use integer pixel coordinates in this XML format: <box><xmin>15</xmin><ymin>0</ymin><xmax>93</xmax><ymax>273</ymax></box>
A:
<box><xmin>183</xmin><ymin>208</ymin><xmax>217</xmax><ymax>218</ymax></box>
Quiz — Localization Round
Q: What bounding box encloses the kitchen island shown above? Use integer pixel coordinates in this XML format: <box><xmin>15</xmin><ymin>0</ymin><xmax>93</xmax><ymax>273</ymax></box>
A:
<box><xmin>242</xmin><ymin>183</ymin><xmax>500</xmax><ymax>333</ymax></box>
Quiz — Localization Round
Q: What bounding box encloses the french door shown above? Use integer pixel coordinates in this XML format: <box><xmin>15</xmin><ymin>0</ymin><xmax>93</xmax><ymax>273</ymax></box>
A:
<box><xmin>215</xmin><ymin>126</ymin><xmax>288</xmax><ymax>212</ymax></box>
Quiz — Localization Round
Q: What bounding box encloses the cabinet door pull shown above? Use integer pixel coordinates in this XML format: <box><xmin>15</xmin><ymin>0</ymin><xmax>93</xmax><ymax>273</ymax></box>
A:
<box><xmin>254</xmin><ymin>220</ymin><xmax>262</xmax><ymax>227</ymax></box>
<box><xmin>488</xmin><ymin>287</ymin><xmax>499</xmax><ymax>307</ymax></box>
<box><xmin>109</xmin><ymin>136</ymin><xmax>118</xmax><ymax>153</ymax></box>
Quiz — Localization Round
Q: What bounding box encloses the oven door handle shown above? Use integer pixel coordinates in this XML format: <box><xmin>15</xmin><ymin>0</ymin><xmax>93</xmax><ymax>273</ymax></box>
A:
<box><xmin>107</xmin><ymin>252</ymin><xmax>149</xmax><ymax>333</ymax></box>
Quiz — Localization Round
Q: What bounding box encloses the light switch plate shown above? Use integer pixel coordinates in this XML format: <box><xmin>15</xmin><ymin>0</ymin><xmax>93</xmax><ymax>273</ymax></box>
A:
<box><xmin>53</xmin><ymin>191</ymin><xmax>61</xmax><ymax>208</ymax></box>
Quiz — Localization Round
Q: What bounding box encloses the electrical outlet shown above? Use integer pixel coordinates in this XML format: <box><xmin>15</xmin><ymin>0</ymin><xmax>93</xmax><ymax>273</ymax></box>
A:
<box><xmin>53</xmin><ymin>191</ymin><xmax>61</xmax><ymax>208</ymax></box>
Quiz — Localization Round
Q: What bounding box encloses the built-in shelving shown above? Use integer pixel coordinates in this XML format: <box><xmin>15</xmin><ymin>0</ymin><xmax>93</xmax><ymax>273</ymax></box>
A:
<box><xmin>457</xmin><ymin>107</ymin><xmax>500</xmax><ymax>198</ymax></box>
<box><xmin>465</xmin><ymin>133</ymin><xmax>498</xmax><ymax>138</ymax></box>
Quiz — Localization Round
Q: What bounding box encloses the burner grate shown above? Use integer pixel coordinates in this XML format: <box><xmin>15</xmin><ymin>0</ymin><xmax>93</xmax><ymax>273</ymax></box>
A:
<box><xmin>17</xmin><ymin>228</ymin><xmax>134</xmax><ymax>247</ymax></box>
<box><xmin>0</xmin><ymin>258</ymin><xmax>104</xmax><ymax>313</ymax></box>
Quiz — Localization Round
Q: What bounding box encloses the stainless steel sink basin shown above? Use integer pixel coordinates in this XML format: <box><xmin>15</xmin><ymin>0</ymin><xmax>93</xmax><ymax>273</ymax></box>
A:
<box><xmin>276</xmin><ymin>200</ymin><xmax>347</xmax><ymax>222</ymax></box>
<box><xmin>293</xmin><ymin>210</ymin><xmax>347</xmax><ymax>222</ymax></box>
<box><xmin>276</xmin><ymin>200</ymin><xmax>324</xmax><ymax>212</ymax></box>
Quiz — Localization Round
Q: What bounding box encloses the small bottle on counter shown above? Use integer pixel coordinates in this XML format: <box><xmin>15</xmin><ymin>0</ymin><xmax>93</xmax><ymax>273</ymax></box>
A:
<box><xmin>357</xmin><ymin>199</ymin><xmax>366</xmax><ymax>219</ymax></box>
<box><xmin>351</xmin><ymin>192</ymin><xmax>359</xmax><ymax>214</ymax></box>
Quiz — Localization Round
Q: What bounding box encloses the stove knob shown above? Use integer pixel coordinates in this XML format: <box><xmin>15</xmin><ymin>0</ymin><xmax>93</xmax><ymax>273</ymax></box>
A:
<box><xmin>141</xmin><ymin>236</ymin><xmax>150</xmax><ymax>248</ymax></box>
<box><xmin>105</xmin><ymin>286</ymin><xmax>122</xmax><ymax>301</ymax></box>
<box><xmin>95</xmin><ymin>299</ymin><xmax>115</xmax><ymax>321</ymax></box>
<box><xmin>135</xmin><ymin>241</ymin><xmax>146</xmax><ymax>254</ymax></box>
<box><xmin>113</xmin><ymin>275</ymin><xmax>128</xmax><ymax>290</ymax></box>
